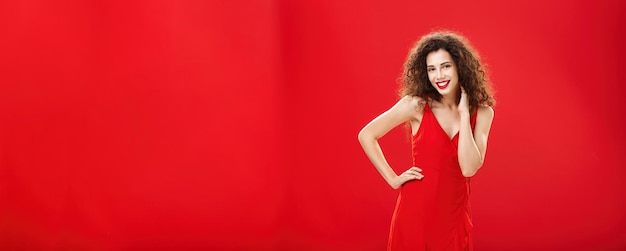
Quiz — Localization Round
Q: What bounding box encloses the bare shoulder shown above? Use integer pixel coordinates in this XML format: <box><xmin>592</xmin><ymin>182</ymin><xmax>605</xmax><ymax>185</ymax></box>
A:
<box><xmin>476</xmin><ymin>105</ymin><xmax>494</xmax><ymax>126</ymax></box>
<box><xmin>477</xmin><ymin>105</ymin><xmax>494</xmax><ymax>118</ymax></box>
<box><xmin>391</xmin><ymin>95</ymin><xmax>424</xmax><ymax>121</ymax></box>
<box><xmin>399</xmin><ymin>95</ymin><xmax>425</xmax><ymax>110</ymax></box>
<box><xmin>397</xmin><ymin>95</ymin><xmax>425</xmax><ymax>119</ymax></box>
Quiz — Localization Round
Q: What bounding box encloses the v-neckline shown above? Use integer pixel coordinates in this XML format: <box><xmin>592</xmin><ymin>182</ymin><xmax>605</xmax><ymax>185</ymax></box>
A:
<box><xmin>427</xmin><ymin>101</ymin><xmax>460</xmax><ymax>141</ymax></box>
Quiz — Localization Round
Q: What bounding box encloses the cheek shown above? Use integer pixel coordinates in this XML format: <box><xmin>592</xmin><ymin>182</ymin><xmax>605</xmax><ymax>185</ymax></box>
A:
<box><xmin>427</xmin><ymin>72</ymin><xmax>435</xmax><ymax>80</ymax></box>
<box><xmin>447</xmin><ymin>70</ymin><xmax>458</xmax><ymax>81</ymax></box>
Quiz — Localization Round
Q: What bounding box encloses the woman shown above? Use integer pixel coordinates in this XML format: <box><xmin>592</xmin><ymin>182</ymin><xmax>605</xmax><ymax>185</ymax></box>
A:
<box><xmin>358</xmin><ymin>31</ymin><xmax>495</xmax><ymax>251</ymax></box>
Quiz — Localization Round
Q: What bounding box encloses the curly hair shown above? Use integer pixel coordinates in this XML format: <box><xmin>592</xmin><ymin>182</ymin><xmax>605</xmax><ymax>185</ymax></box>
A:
<box><xmin>400</xmin><ymin>31</ymin><xmax>495</xmax><ymax>110</ymax></box>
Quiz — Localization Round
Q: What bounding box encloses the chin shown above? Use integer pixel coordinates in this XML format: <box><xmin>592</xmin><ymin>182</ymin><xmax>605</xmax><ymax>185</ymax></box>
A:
<box><xmin>436</xmin><ymin>89</ymin><xmax>453</xmax><ymax>96</ymax></box>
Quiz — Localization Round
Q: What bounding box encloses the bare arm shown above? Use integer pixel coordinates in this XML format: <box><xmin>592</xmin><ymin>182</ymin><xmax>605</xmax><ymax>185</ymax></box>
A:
<box><xmin>457</xmin><ymin>105</ymin><xmax>494</xmax><ymax>177</ymax></box>
<box><xmin>358</xmin><ymin>96</ymin><xmax>424</xmax><ymax>189</ymax></box>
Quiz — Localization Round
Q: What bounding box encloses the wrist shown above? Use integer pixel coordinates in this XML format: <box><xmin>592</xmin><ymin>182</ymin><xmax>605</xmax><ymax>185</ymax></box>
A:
<box><xmin>388</xmin><ymin>175</ymin><xmax>399</xmax><ymax>187</ymax></box>
<box><xmin>387</xmin><ymin>174</ymin><xmax>398</xmax><ymax>183</ymax></box>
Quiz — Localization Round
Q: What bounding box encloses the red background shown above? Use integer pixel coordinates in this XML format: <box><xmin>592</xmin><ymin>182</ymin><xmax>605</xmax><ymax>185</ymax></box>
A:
<box><xmin>1</xmin><ymin>0</ymin><xmax>625</xmax><ymax>250</ymax></box>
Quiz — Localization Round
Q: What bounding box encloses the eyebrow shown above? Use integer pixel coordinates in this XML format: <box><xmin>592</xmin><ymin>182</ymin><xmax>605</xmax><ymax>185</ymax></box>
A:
<box><xmin>427</xmin><ymin>61</ymin><xmax>452</xmax><ymax>67</ymax></box>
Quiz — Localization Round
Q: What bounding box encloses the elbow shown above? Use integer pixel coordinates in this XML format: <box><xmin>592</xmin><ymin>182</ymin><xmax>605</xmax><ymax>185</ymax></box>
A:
<box><xmin>357</xmin><ymin>128</ymin><xmax>372</xmax><ymax>144</ymax></box>
<box><xmin>357</xmin><ymin>129</ymin><xmax>366</xmax><ymax>143</ymax></box>
<box><xmin>358</xmin><ymin>129</ymin><xmax>380</xmax><ymax>149</ymax></box>
<box><xmin>459</xmin><ymin>154</ymin><xmax>484</xmax><ymax>177</ymax></box>
<box><xmin>460</xmin><ymin>162</ymin><xmax>482</xmax><ymax>177</ymax></box>
<box><xmin>461</xmin><ymin>169</ymin><xmax>477</xmax><ymax>177</ymax></box>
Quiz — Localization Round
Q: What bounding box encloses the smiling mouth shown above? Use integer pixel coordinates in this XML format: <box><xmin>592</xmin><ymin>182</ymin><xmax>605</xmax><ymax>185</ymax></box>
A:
<box><xmin>436</xmin><ymin>80</ymin><xmax>450</xmax><ymax>89</ymax></box>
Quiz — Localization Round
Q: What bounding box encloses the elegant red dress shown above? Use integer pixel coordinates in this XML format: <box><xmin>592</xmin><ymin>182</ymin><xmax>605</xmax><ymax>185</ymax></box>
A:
<box><xmin>388</xmin><ymin>102</ymin><xmax>478</xmax><ymax>251</ymax></box>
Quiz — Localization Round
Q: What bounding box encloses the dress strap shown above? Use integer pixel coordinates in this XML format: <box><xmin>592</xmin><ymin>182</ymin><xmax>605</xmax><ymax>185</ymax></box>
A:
<box><xmin>424</xmin><ymin>98</ymin><xmax>431</xmax><ymax>111</ymax></box>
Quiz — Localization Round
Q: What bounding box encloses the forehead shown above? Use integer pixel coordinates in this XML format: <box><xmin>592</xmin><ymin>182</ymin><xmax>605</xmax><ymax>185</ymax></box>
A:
<box><xmin>426</xmin><ymin>49</ymin><xmax>453</xmax><ymax>66</ymax></box>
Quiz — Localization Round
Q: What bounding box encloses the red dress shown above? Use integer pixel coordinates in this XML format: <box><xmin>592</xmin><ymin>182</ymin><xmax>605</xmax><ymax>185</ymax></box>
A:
<box><xmin>388</xmin><ymin>102</ymin><xmax>478</xmax><ymax>251</ymax></box>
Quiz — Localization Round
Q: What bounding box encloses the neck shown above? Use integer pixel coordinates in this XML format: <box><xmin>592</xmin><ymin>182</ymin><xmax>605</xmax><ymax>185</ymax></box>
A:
<box><xmin>438</xmin><ymin>89</ymin><xmax>460</xmax><ymax>109</ymax></box>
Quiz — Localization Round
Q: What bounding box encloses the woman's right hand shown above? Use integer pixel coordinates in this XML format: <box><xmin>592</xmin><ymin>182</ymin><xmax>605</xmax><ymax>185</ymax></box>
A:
<box><xmin>390</xmin><ymin>167</ymin><xmax>424</xmax><ymax>189</ymax></box>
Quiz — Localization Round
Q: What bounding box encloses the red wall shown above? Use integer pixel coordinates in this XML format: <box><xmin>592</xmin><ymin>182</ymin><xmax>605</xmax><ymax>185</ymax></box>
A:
<box><xmin>1</xmin><ymin>0</ymin><xmax>625</xmax><ymax>250</ymax></box>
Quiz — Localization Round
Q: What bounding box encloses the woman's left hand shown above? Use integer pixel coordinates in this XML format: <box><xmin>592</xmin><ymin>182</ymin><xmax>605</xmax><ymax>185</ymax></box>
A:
<box><xmin>458</xmin><ymin>87</ymin><xmax>470</xmax><ymax>115</ymax></box>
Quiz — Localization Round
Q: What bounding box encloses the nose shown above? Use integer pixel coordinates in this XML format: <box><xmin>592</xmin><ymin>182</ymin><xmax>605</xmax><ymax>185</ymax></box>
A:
<box><xmin>435</xmin><ymin>68</ymin><xmax>444</xmax><ymax>80</ymax></box>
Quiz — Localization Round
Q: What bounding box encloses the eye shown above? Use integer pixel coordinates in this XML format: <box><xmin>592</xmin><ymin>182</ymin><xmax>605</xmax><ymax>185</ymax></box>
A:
<box><xmin>427</xmin><ymin>68</ymin><xmax>435</xmax><ymax>72</ymax></box>
<box><xmin>444</xmin><ymin>64</ymin><xmax>451</xmax><ymax>69</ymax></box>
